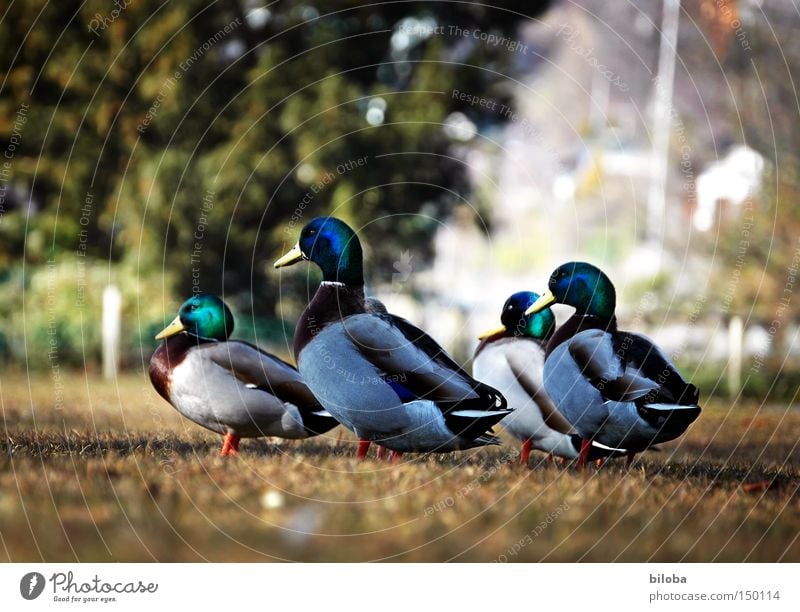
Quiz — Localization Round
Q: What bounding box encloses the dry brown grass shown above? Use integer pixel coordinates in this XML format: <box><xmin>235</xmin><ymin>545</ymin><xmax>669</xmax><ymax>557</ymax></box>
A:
<box><xmin>0</xmin><ymin>372</ymin><xmax>798</xmax><ymax>562</ymax></box>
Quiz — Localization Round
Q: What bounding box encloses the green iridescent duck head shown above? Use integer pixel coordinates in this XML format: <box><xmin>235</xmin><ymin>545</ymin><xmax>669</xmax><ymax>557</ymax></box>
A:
<box><xmin>525</xmin><ymin>262</ymin><xmax>616</xmax><ymax>322</ymax></box>
<box><xmin>479</xmin><ymin>291</ymin><xmax>556</xmax><ymax>340</ymax></box>
<box><xmin>274</xmin><ymin>216</ymin><xmax>364</xmax><ymax>285</ymax></box>
<box><xmin>155</xmin><ymin>293</ymin><xmax>234</xmax><ymax>341</ymax></box>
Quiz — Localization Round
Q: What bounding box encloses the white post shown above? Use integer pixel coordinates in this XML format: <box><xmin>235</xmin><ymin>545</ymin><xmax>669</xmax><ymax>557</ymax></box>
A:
<box><xmin>102</xmin><ymin>285</ymin><xmax>122</xmax><ymax>380</ymax></box>
<box><xmin>589</xmin><ymin>71</ymin><xmax>610</xmax><ymax>134</ymax></box>
<box><xmin>646</xmin><ymin>0</ymin><xmax>681</xmax><ymax>245</ymax></box>
<box><xmin>728</xmin><ymin>315</ymin><xmax>743</xmax><ymax>397</ymax></box>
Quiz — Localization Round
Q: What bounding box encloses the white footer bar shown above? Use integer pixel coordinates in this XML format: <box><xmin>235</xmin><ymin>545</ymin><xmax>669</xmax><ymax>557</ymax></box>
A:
<box><xmin>0</xmin><ymin>563</ymin><xmax>796</xmax><ymax>611</ymax></box>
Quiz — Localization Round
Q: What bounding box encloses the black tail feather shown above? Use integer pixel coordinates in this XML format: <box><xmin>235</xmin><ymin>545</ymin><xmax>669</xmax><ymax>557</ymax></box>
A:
<box><xmin>441</xmin><ymin>398</ymin><xmax>511</xmax><ymax>442</ymax></box>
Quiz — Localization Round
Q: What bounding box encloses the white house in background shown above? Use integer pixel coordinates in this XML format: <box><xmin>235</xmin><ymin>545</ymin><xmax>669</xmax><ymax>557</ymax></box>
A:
<box><xmin>693</xmin><ymin>145</ymin><xmax>765</xmax><ymax>231</ymax></box>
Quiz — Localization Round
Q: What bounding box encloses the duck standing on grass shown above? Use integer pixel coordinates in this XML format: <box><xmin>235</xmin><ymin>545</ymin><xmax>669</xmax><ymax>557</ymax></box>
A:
<box><xmin>525</xmin><ymin>262</ymin><xmax>701</xmax><ymax>468</ymax></box>
<box><xmin>149</xmin><ymin>294</ymin><xmax>339</xmax><ymax>456</ymax></box>
<box><xmin>273</xmin><ymin>216</ymin><xmax>511</xmax><ymax>458</ymax></box>
<box><xmin>474</xmin><ymin>291</ymin><xmax>625</xmax><ymax>466</ymax></box>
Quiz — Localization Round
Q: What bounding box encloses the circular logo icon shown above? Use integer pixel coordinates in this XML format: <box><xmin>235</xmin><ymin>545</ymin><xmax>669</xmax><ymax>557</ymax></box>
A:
<box><xmin>20</xmin><ymin>572</ymin><xmax>45</xmax><ymax>600</ymax></box>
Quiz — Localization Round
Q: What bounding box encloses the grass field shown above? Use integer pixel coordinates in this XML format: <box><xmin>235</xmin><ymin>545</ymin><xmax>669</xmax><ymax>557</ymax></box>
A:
<box><xmin>0</xmin><ymin>372</ymin><xmax>798</xmax><ymax>562</ymax></box>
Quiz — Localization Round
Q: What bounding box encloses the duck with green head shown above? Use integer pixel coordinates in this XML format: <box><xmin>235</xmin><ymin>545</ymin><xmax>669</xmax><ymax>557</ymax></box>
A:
<box><xmin>525</xmin><ymin>262</ymin><xmax>701</xmax><ymax>467</ymax></box>
<box><xmin>149</xmin><ymin>293</ymin><xmax>338</xmax><ymax>456</ymax></box>
<box><xmin>274</xmin><ymin>216</ymin><xmax>511</xmax><ymax>456</ymax></box>
<box><xmin>473</xmin><ymin>291</ymin><xmax>625</xmax><ymax>465</ymax></box>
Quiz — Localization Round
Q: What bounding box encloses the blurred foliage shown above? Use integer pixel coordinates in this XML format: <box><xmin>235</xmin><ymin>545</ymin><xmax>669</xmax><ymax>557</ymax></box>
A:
<box><xmin>3</xmin><ymin>0</ymin><xmax>797</xmax><ymax>384</ymax></box>
<box><xmin>685</xmin><ymin>359</ymin><xmax>800</xmax><ymax>403</ymax></box>
<box><xmin>0</xmin><ymin>0</ymin><xmax>552</xmax><ymax>368</ymax></box>
<box><xmin>0</xmin><ymin>260</ymin><xmax>169</xmax><ymax>371</ymax></box>
<box><xmin>704</xmin><ymin>3</ymin><xmax>800</xmax><ymax>324</ymax></box>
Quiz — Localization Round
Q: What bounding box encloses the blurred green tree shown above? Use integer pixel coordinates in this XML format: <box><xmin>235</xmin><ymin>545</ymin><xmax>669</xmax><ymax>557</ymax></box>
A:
<box><xmin>0</xmin><ymin>0</ymin><xmax>552</xmax><ymax>366</ymax></box>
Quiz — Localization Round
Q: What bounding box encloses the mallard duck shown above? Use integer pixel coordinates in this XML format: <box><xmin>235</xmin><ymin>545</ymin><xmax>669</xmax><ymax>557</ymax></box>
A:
<box><xmin>149</xmin><ymin>294</ymin><xmax>339</xmax><ymax>456</ymax></box>
<box><xmin>474</xmin><ymin>291</ymin><xmax>625</xmax><ymax>465</ymax></box>
<box><xmin>273</xmin><ymin>216</ymin><xmax>511</xmax><ymax>456</ymax></box>
<box><xmin>525</xmin><ymin>262</ymin><xmax>701</xmax><ymax>467</ymax></box>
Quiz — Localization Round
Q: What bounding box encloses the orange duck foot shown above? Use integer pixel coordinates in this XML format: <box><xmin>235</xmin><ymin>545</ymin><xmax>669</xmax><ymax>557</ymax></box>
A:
<box><xmin>578</xmin><ymin>438</ymin><xmax>592</xmax><ymax>469</ymax></box>
<box><xmin>519</xmin><ymin>439</ymin><xmax>532</xmax><ymax>466</ymax></box>
<box><xmin>356</xmin><ymin>438</ymin><xmax>371</xmax><ymax>460</ymax></box>
<box><xmin>220</xmin><ymin>433</ymin><xmax>240</xmax><ymax>457</ymax></box>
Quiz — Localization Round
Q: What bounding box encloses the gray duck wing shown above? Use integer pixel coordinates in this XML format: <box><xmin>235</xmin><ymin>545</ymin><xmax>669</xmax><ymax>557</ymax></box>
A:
<box><xmin>567</xmin><ymin>329</ymin><xmax>657</xmax><ymax>403</ymax></box>
<box><xmin>203</xmin><ymin>341</ymin><xmax>323</xmax><ymax>408</ymax></box>
<box><xmin>341</xmin><ymin>313</ymin><xmax>506</xmax><ymax>410</ymax></box>
<box><xmin>612</xmin><ymin>332</ymin><xmax>699</xmax><ymax>405</ymax></box>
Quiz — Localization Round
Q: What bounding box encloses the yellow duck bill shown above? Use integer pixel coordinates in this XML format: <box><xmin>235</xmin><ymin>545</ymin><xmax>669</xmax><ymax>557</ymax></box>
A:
<box><xmin>273</xmin><ymin>243</ymin><xmax>305</xmax><ymax>268</ymax></box>
<box><xmin>155</xmin><ymin>316</ymin><xmax>186</xmax><ymax>340</ymax></box>
<box><xmin>477</xmin><ymin>324</ymin><xmax>507</xmax><ymax>340</ymax></box>
<box><xmin>524</xmin><ymin>290</ymin><xmax>556</xmax><ymax>316</ymax></box>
